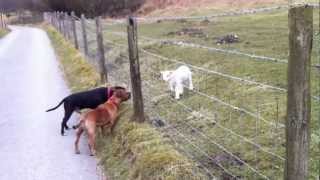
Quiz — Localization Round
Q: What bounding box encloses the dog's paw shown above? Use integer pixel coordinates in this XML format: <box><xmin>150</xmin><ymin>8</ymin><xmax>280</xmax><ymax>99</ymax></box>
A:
<box><xmin>90</xmin><ymin>150</ymin><xmax>96</xmax><ymax>156</ymax></box>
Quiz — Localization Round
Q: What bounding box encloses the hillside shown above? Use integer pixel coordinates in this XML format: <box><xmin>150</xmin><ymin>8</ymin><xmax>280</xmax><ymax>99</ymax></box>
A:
<box><xmin>137</xmin><ymin>0</ymin><xmax>287</xmax><ymax>16</ymax></box>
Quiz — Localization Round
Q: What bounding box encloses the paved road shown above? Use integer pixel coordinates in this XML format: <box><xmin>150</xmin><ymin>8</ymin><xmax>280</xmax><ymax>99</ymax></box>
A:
<box><xmin>0</xmin><ymin>26</ymin><xmax>100</xmax><ymax>180</ymax></box>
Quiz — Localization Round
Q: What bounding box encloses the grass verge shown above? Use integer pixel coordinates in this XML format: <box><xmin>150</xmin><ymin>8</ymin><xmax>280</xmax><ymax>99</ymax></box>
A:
<box><xmin>43</xmin><ymin>24</ymin><xmax>100</xmax><ymax>92</ymax></box>
<box><xmin>97</xmin><ymin>105</ymin><xmax>207</xmax><ymax>180</ymax></box>
<box><xmin>0</xmin><ymin>28</ymin><xmax>9</xmax><ymax>38</ymax></box>
<box><xmin>43</xmin><ymin>23</ymin><xmax>206</xmax><ymax>180</ymax></box>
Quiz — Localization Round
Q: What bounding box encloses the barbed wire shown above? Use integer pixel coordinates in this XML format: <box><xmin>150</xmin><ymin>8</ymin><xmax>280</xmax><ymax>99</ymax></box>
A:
<box><xmin>139</xmin><ymin>48</ymin><xmax>320</xmax><ymax>102</ymax></box>
<box><xmin>139</xmin><ymin>48</ymin><xmax>286</xmax><ymax>91</ymax></box>
<box><xmin>147</xmin><ymin>98</ymin><xmax>238</xmax><ymax>179</ymax></box>
<box><xmin>89</xmin><ymin>31</ymin><xmax>320</xmax><ymax>102</ymax></box>
<box><xmin>144</xmin><ymin>82</ymin><xmax>270</xmax><ymax>179</ymax></box>
<box><xmin>164</xmin><ymin>130</ymin><xmax>218</xmax><ymax>179</ymax></box>
<box><xmin>107</xmin><ymin>31</ymin><xmax>320</xmax><ymax>68</ymax></box>
<box><xmin>95</xmin><ymin>32</ymin><xmax>290</xmax><ymax>95</ymax></box>
<box><xmin>143</xmin><ymin>79</ymin><xmax>285</xmax><ymax>161</ymax></box>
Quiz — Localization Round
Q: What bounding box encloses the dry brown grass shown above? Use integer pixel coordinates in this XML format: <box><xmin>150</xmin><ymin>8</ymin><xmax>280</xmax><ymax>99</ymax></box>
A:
<box><xmin>138</xmin><ymin>0</ymin><xmax>287</xmax><ymax>16</ymax></box>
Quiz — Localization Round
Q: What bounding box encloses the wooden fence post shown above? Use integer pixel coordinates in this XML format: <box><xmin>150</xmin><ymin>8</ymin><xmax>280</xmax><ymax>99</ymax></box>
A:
<box><xmin>285</xmin><ymin>5</ymin><xmax>313</xmax><ymax>180</ymax></box>
<box><xmin>68</xmin><ymin>13</ymin><xmax>72</xmax><ymax>40</ymax></box>
<box><xmin>0</xmin><ymin>13</ymin><xmax>3</xmax><ymax>28</ymax></box>
<box><xmin>61</xmin><ymin>12</ymin><xmax>65</xmax><ymax>34</ymax></box>
<box><xmin>127</xmin><ymin>17</ymin><xmax>145</xmax><ymax>122</ymax></box>
<box><xmin>62</xmin><ymin>12</ymin><xmax>67</xmax><ymax>38</ymax></box>
<box><xmin>54</xmin><ymin>12</ymin><xmax>58</xmax><ymax>29</ymax></box>
<box><xmin>64</xmin><ymin>12</ymin><xmax>69</xmax><ymax>39</ymax></box>
<box><xmin>95</xmin><ymin>16</ymin><xmax>108</xmax><ymax>83</ymax></box>
<box><xmin>50</xmin><ymin>12</ymin><xmax>54</xmax><ymax>25</ymax></box>
<box><xmin>71</xmin><ymin>12</ymin><xmax>79</xmax><ymax>49</ymax></box>
<box><xmin>0</xmin><ymin>13</ymin><xmax>6</xmax><ymax>29</ymax></box>
<box><xmin>58</xmin><ymin>12</ymin><xmax>62</xmax><ymax>33</ymax></box>
<box><xmin>81</xmin><ymin>14</ymin><xmax>89</xmax><ymax>57</ymax></box>
<box><xmin>43</xmin><ymin>12</ymin><xmax>46</xmax><ymax>23</ymax></box>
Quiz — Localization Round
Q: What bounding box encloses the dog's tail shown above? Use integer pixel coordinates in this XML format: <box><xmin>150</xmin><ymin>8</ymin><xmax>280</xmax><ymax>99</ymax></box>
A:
<box><xmin>73</xmin><ymin>113</ymin><xmax>86</xmax><ymax>130</ymax></box>
<box><xmin>46</xmin><ymin>98</ymin><xmax>65</xmax><ymax>112</ymax></box>
<box><xmin>72</xmin><ymin>123</ymin><xmax>81</xmax><ymax>130</ymax></box>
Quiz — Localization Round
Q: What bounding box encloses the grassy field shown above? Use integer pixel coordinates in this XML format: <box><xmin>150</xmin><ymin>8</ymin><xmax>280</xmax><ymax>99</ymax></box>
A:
<box><xmin>87</xmin><ymin>7</ymin><xmax>320</xmax><ymax>179</ymax></box>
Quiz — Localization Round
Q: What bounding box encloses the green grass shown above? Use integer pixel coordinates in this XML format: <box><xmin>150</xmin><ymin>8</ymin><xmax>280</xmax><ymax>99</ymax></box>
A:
<box><xmin>44</xmin><ymin>23</ymin><xmax>206</xmax><ymax>180</ymax></box>
<box><xmin>100</xmin><ymin>8</ymin><xmax>320</xmax><ymax>179</ymax></box>
<box><xmin>97</xmin><ymin>105</ymin><xmax>207</xmax><ymax>180</ymax></box>
<box><xmin>44</xmin><ymin>24</ymin><xmax>100</xmax><ymax>92</ymax></box>
<box><xmin>0</xmin><ymin>28</ymin><xmax>9</xmax><ymax>38</ymax></box>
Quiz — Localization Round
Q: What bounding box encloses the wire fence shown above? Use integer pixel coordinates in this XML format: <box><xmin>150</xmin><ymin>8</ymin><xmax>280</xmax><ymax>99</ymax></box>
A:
<box><xmin>44</xmin><ymin>3</ymin><xmax>320</xmax><ymax>179</ymax></box>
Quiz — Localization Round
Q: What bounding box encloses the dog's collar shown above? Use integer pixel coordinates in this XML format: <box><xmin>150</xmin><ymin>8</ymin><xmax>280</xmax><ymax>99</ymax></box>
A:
<box><xmin>108</xmin><ymin>98</ymin><xmax>119</xmax><ymax>109</ymax></box>
<box><xmin>107</xmin><ymin>88</ymin><xmax>113</xmax><ymax>99</ymax></box>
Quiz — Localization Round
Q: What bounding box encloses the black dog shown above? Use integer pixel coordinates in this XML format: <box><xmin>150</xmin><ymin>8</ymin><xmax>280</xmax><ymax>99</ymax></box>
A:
<box><xmin>46</xmin><ymin>86</ymin><xmax>125</xmax><ymax>135</ymax></box>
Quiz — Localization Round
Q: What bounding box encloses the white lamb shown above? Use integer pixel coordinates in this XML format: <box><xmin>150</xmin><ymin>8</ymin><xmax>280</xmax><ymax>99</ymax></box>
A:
<box><xmin>161</xmin><ymin>65</ymin><xmax>194</xmax><ymax>99</ymax></box>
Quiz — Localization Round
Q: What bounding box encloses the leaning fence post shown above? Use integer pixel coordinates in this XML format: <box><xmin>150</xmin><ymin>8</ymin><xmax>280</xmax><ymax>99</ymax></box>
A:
<box><xmin>285</xmin><ymin>5</ymin><xmax>313</xmax><ymax>180</ymax></box>
<box><xmin>71</xmin><ymin>12</ymin><xmax>79</xmax><ymax>49</ymax></box>
<box><xmin>81</xmin><ymin>14</ymin><xmax>89</xmax><ymax>57</ymax></box>
<box><xmin>127</xmin><ymin>17</ymin><xmax>145</xmax><ymax>122</ymax></box>
<box><xmin>95</xmin><ymin>16</ymin><xmax>108</xmax><ymax>83</ymax></box>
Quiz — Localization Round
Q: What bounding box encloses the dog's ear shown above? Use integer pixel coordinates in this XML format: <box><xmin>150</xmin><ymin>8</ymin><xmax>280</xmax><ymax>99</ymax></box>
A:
<box><xmin>113</xmin><ymin>89</ymin><xmax>124</xmax><ymax>98</ymax></box>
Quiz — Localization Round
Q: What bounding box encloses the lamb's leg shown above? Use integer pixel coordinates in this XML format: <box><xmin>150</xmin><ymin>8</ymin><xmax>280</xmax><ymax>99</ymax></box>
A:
<box><xmin>169</xmin><ymin>84</ymin><xmax>174</xmax><ymax>92</ymax></box>
<box><xmin>175</xmin><ymin>84</ymin><xmax>184</xmax><ymax>99</ymax></box>
<box><xmin>175</xmin><ymin>86</ymin><xmax>180</xmax><ymax>99</ymax></box>
<box><xmin>188</xmin><ymin>73</ymin><xmax>194</xmax><ymax>90</ymax></box>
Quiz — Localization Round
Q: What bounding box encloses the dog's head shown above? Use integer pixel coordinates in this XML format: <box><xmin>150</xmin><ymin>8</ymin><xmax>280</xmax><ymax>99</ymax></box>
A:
<box><xmin>110</xmin><ymin>86</ymin><xmax>126</xmax><ymax>91</ymax></box>
<box><xmin>160</xmin><ymin>71</ymin><xmax>173</xmax><ymax>81</ymax></box>
<box><xmin>113</xmin><ymin>88</ymin><xmax>131</xmax><ymax>102</ymax></box>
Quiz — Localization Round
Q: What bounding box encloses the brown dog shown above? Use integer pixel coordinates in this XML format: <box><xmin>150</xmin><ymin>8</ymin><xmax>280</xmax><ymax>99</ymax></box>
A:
<box><xmin>74</xmin><ymin>88</ymin><xmax>131</xmax><ymax>156</ymax></box>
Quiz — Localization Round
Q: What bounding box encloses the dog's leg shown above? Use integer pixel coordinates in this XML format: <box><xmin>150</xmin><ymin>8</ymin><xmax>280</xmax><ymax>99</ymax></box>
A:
<box><xmin>100</xmin><ymin>126</ymin><xmax>108</xmax><ymax>137</ymax></box>
<box><xmin>88</xmin><ymin>132</ymin><xmax>96</xmax><ymax>156</ymax></box>
<box><xmin>87</xmin><ymin>122</ymin><xmax>96</xmax><ymax>156</ymax></box>
<box><xmin>75</xmin><ymin>127</ymin><xmax>84</xmax><ymax>154</ymax></box>
<box><xmin>61</xmin><ymin>104</ymin><xmax>74</xmax><ymax>135</ymax></box>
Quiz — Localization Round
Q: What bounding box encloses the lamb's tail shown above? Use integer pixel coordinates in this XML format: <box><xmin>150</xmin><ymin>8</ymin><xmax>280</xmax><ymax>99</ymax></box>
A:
<box><xmin>46</xmin><ymin>98</ymin><xmax>65</xmax><ymax>112</ymax></box>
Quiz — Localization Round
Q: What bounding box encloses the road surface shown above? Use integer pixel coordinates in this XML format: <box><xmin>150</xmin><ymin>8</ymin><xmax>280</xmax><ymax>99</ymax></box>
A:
<box><xmin>0</xmin><ymin>26</ymin><xmax>100</xmax><ymax>180</ymax></box>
